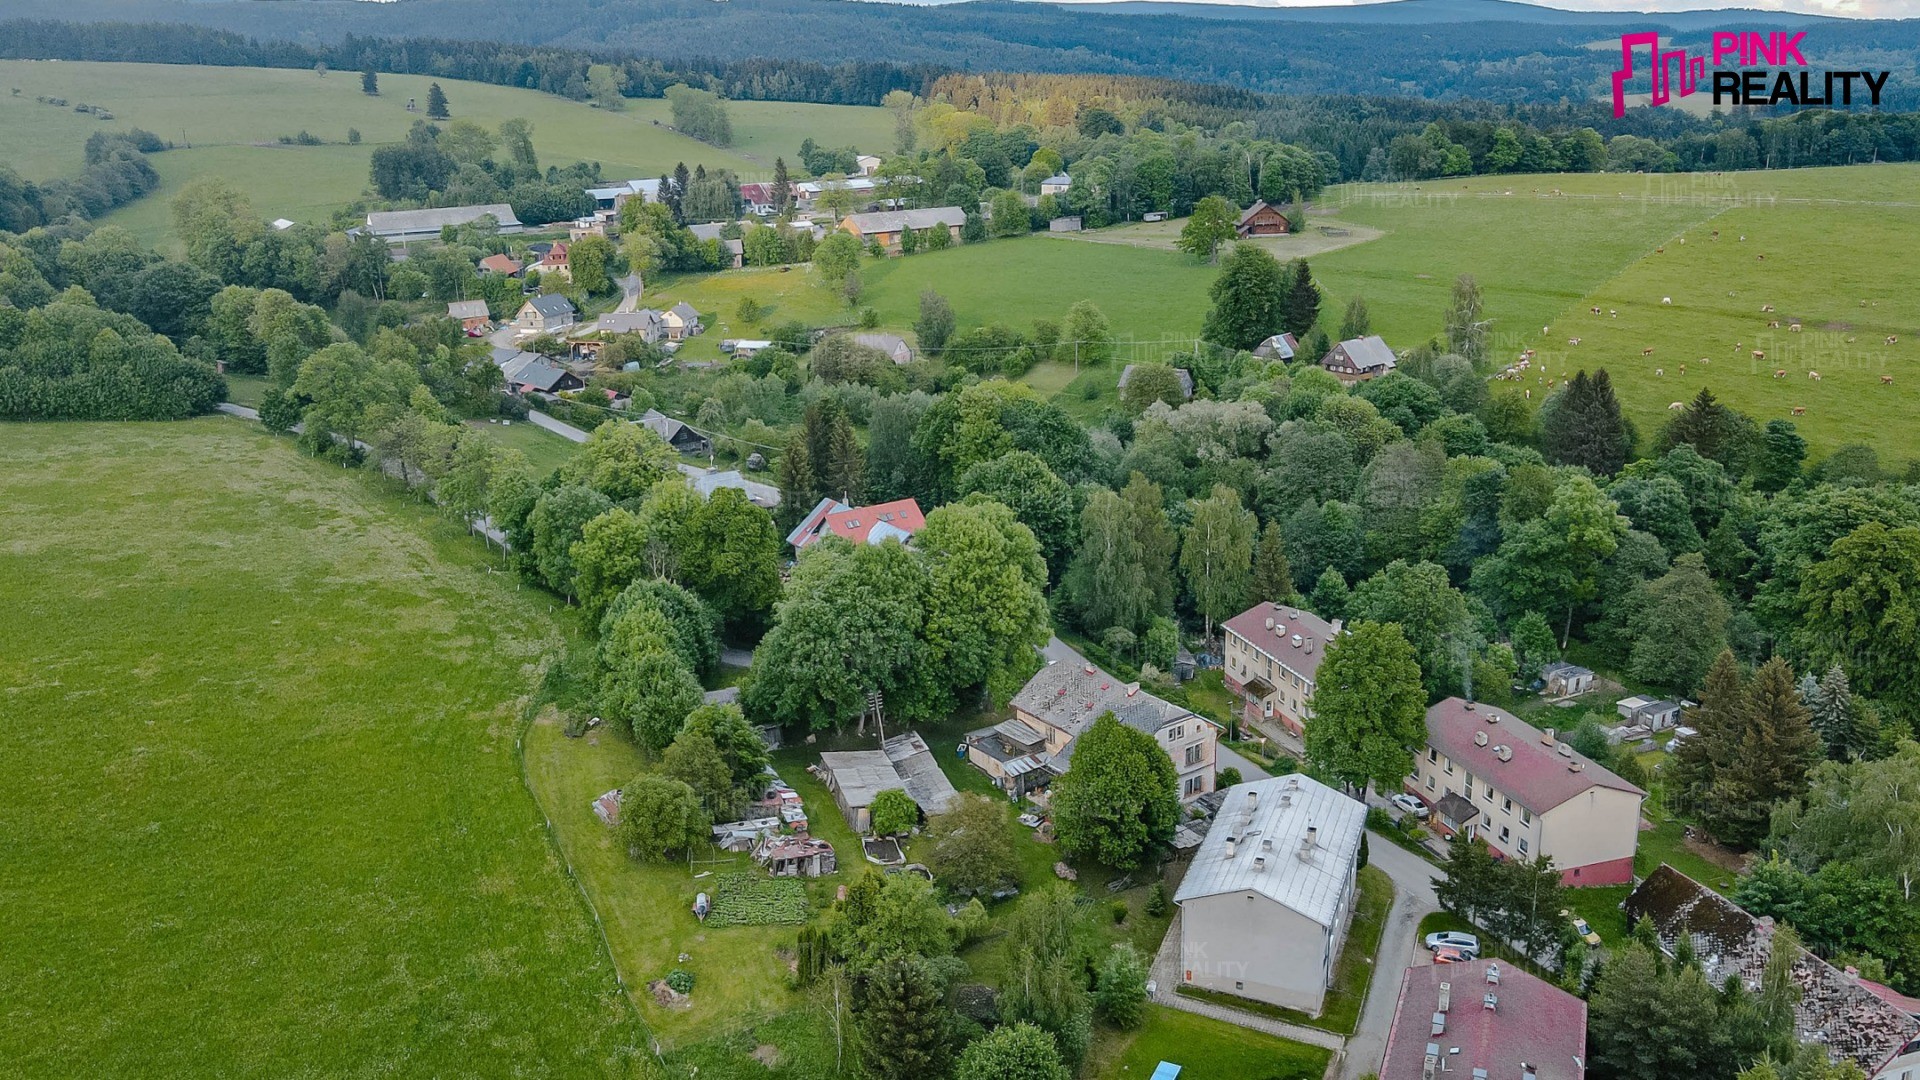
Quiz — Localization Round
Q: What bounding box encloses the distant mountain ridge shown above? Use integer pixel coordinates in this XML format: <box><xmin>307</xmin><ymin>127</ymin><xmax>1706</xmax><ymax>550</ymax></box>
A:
<box><xmin>1061</xmin><ymin>0</ymin><xmax>1843</xmax><ymax>29</ymax></box>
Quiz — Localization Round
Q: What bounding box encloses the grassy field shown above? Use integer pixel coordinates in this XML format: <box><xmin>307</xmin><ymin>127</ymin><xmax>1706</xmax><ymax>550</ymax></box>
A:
<box><xmin>466</xmin><ymin>417</ymin><xmax>582</xmax><ymax>479</ymax></box>
<box><xmin>0</xmin><ymin>61</ymin><xmax>884</xmax><ymax>244</ymax></box>
<box><xmin>0</xmin><ymin>419</ymin><xmax>644</xmax><ymax>1076</ymax></box>
<box><xmin>1087</xmin><ymin>1005</ymin><xmax>1333</xmax><ymax>1079</ymax></box>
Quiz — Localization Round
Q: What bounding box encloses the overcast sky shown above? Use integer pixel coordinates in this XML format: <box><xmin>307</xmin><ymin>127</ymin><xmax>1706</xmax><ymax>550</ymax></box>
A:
<box><xmin>1044</xmin><ymin>0</ymin><xmax>1918</xmax><ymax>17</ymax></box>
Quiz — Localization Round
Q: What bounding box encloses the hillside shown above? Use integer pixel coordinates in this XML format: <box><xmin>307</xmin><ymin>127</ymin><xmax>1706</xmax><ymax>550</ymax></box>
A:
<box><xmin>6</xmin><ymin>0</ymin><xmax>1917</xmax><ymax>104</ymax></box>
<box><xmin>0</xmin><ymin>60</ymin><xmax>890</xmax><ymax>244</ymax></box>
<box><xmin>1070</xmin><ymin>0</ymin><xmax>1839</xmax><ymax>28</ymax></box>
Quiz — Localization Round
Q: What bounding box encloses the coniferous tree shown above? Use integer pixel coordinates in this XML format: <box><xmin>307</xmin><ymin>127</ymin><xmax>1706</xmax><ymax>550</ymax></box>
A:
<box><xmin>1540</xmin><ymin>369</ymin><xmax>1633</xmax><ymax>477</ymax></box>
<box><xmin>425</xmin><ymin>82</ymin><xmax>450</xmax><ymax>119</ymax></box>
<box><xmin>776</xmin><ymin>435</ymin><xmax>817</xmax><ymax>531</ymax></box>
<box><xmin>1337</xmin><ymin>295</ymin><xmax>1372</xmax><ymax>340</ymax></box>
<box><xmin>1252</xmin><ymin>523</ymin><xmax>1298</xmax><ymax>603</ymax></box>
<box><xmin>1282</xmin><ymin>258</ymin><xmax>1321</xmax><ymax>337</ymax></box>
<box><xmin>771</xmin><ymin>156</ymin><xmax>792</xmax><ymax>214</ymax></box>
<box><xmin>857</xmin><ymin>957</ymin><xmax>956</xmax><ymax>1080</ymax></box>
<box><xmin>1670</xmin><ymin>649</ymin><xmax>1747</xmax><ymax>819</ymax></box>
<box><xmin>1714</xmin><ymin>656</ymin><xmax>1820</xmax><ymax>847</ymax></box>
<box><xmin>670</xmin><ymin>162</ymin><xmax>692</xmax><ymax>221</ymax></box>
<box><xmin>1120</xmin><ymin>473</ymin><xmax>1178</xmax><ymax>617</ymax></box>
<box><xmin>1803</xmin><ymin>664</ymin><xmax>1877</xmax><ymax>762</ymax></box>
<box><xmin>361</xmin><ymin>68</ymin><xmax>379</xmax><ymax>95</ymax></box>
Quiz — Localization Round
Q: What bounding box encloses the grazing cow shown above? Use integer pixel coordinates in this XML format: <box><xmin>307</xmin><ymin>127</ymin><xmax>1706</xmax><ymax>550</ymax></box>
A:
<box><xmin>1757</xmin><ymin>254</ymin><xmax>1766</xmax><ymax>260</ymax></box>
<box><xmin>1699</xmin><ymin>357</ymin><xmax>1711</xmax><ymax>364</ymax></box>
<box><xmin>1679</xmin><ymin>364</ymin><xmax>1686</xmax><ymax>376</ymax></box>
<box><xmin>1883</xmin><ymin>375</ymin><xmax>1895</xmax><ymax>385</ymax></box>
<box><xmin>1761</xmin><ymin>305</ymin><xmax>1774</xmax><ymax>312</ymax></box>
<box><xmin>1809</xmin><ymin>371</ymin><xmax>1821</xmax><ymax>381</ymax></box>
<box><xmin>1679</xmin><ymin>237</ymin><xmax>1686</xmax><ymax>245</ymax></box>
<box><xmin>1847</xmin><ymin>336</ymin><xmax>1857</xmax><ymax>343</ymax></box>
<box><xmin>1568</xmin><ymin>338</ymin><xmax>1581</xmax><ymax>346</ymax></box>
<box><xmin>1768</xmin><ymin>321</ymin><xmax>1781</xmax><ymax>329</ymax></box>
<box><xmin>1712</xmin><ymin>230</ymin><xmax>1720</xmax><ymax>238</ymax></box>
<box><xmin>1655</xmin><ymin>367</ymin><xmax>1664</xmax><ymax>376</ymax></box>
<box><xmin>1525</xmin><ymin>389</ymin><xmax>1532</xmax><ymax>399</ymax></box>
<box><xmin>1888</xmin><ymin>336</ymin><xmax>1901</xmax><ymax>345</ymax></box>
<box><xmin>1590</xmin><ymin>306</ymin><xmax>1602</xmax><ymax>315</ymax></box>
<box><xmin>1861</xmin><ymin>300</ymin><xmax>1869</xmax><ymax>307</ymax></box>
<box><xmin>1790</xmin><ymin>323</ymin><xmax>1802</xmax><ymax>333</ymax></box>
<box><xmin>1656</xmin><ymin>247</ymin><xmax>1665</xmax><ymax>254</ymax></box>
<box><xmin>1662</xmin><ymin>296</ymin><xmax>1673</xmax><ymax>305</ymax></box>
<box><xmin>1609</xmin><ymin>310</ymin><xmax>1618</xmax><ymax>317</ymax></box>
<box><xmin>1669</xmin><ymin>401</ymin><xmax>1686</xmax><ymax>410</ymax></box>
<box><xmin>1542</xmin><ymin>326</ymin><xmax>1551</xmax><ymax>335</ymax></box>
<box><xmin>1792</xmin><ymin>406</ymin><xmax>1806</xmax><ymax>415</ymax></box>
<box><xmin>1739</xmin><ymin>235</ymin><xmax>1747</xmax><ymax>241</ymax></box>
<box><xmin>1642</xmin><ymin>347</ymin><xmax>1656</xmax><ymax>356</ymax></box>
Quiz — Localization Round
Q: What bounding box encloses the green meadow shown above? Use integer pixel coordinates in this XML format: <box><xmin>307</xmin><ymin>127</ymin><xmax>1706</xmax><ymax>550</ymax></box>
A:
<box><xmin>0</xmin><ymin>419</ymin><xmax>645</xmax><ymax>1077</ymax></box>
<box><xmin>0</xmin><ymin>60</ymin><xmax>888</xmax><ymax>245</ymax></box>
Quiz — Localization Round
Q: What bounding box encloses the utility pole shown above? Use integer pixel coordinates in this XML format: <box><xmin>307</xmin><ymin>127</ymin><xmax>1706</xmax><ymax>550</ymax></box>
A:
<box><xmin>867</xmin><ymin>689</ymin><xmax>886</xmax><ymax>746</ymax></box>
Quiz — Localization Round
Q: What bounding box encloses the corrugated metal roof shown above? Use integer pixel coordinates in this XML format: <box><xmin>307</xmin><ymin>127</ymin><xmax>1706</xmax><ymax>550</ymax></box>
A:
<box><xmin>1172</xmin><ymin>774</ymin><xmax>1366</xmax><ymax>927</ymax></box>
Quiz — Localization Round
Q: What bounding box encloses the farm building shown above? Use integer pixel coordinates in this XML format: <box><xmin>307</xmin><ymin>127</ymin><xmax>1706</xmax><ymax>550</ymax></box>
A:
<box><xmin>1617</xmin><ymin>695</ymin><xmax>1681</xmax><ymax>729</ymax></box>
<box><xmin>1319</xmin><ymin>335</ymin><xmax>1398</xmax><ymax>383</ymax></box>
<box><xmin>817</xmin><ymin>732</ymin><xmax>958</xmax><ymax>832</ymax></box>
<box><xmin>1236</xmin><ymin>200</ymin><xmax>1291</xmax><ymax>237</ymax></box>
<box><xmin>585</xmin><ymin>178</ymin><xmax>661</xmax><ymax>212</ymax></box>
<box><xmin>1378</xmin><ymin>961</ymin><xmax>1587</xmax><ymax>1080</ymax></box>
<box><xmin>1048</xmin><ymin>216</ymin><xmax>1083</xmax><ymax>232</ymax></box>
<box><xmin>1252</xmin><ymin>333</ymin><xmax>1298</xmax><ymax>361</ymax></box>
<box><xmin>1039</xmin><ymin>173</ymin><xmax>1072</xmax><ymax>196</ymax></box>
<box><xmin>365</xmin><ymin>203</ymin><xmax>522</xmax><ymax>242</ymax></box>
<box><xmin>839</xmin><ymin>207</ymin><xmax>966</xmax><ymax>251</ymax></box>
<box><xmin>1174</xmin><ymin>774</ymin><xmax>1366</xmax><ymax>1015</ymax></box>
<box><xmin>477</xmin><ymin>253</ymin><xmax>524</xmax><ymax>277</ymax></box>
<box><xmin>1626</xmin><ymin>864</ymin><xmax>1920</xmax><ymax>1079</ymax></box>
<box><xmin>756</xmin><ymin>836</ymin><xmax>836</xmax><ymax>877</ymax></box>
<box><xmin>851</xmin><ymin>332</ymin><xmax>915</xmax><ymax>364</ymax></box>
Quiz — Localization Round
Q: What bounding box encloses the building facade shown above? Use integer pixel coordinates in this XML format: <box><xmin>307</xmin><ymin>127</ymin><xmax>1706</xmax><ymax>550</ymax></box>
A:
<box><xmin>1407</xmin><ymin>699</ymin><xmax>1645</xmax><ymax>886</ymax></box>
<box><xmin>1221</xmin><ymin>603</ymin><xmax>1340</xmax><ymax>736</ymax></box>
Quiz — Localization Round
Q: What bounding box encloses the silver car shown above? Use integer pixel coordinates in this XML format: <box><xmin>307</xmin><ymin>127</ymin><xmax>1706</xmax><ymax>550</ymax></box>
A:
<box><xmin>1424</xmin><ymin>931</ymin><xmax>1480</xmax><ymax>956</ymax></box>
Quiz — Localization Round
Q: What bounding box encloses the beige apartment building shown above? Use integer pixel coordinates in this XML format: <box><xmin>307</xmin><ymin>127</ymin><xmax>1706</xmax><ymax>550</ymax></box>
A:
<box><xmin>1221</xmin><ymin>602</ymin><xmax>1341</xmax><ymax>736</ymax></box>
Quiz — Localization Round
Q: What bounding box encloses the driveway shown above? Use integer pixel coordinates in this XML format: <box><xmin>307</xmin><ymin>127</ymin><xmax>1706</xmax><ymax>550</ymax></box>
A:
<box><xmin>1339</xmin><ymin>834</ymin><xmax>1441</xmax><ymax>1079</ymax></box>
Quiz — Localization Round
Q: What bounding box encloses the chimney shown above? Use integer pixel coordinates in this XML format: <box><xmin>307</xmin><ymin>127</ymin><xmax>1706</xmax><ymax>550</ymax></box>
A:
<box><xmin>1485</xmin><ymin>962</ymin><xmax>1501</xmax><ymax>984</ymax></box>
<box><xmin>1291</xmin><ymin>634</ymin><xmax>1303</xmax><ymax>648</ymax></box>
<box><xmin>1474</xmin><ymin>731</ymin><xmax>1489</xmax><ymax>747</ymax></box>
<box><xmin>1125</xmin><ymin>682</ymin><xmax>1140</xmax><ymax>697</ymax></box>
<box><xmin>1253</xmin><ymin>854</ymin><xmax>1267</xmax><ymax>871</ymax></box>
<box><xmin>1305</xmin><ymin>638</ymin><xmax>1315</xmax><ymax>654</ymax></box>
<box><xmin>1306</xmin><ymin>825</ymin><xmax>1319</xmax><ymax>845</ymax></box>
<box><xmin>1264</xmin><ymin>616</ymin><xmax>1274</xmax><ymax>630</ymax></box>
<box><xmin>1330</xmin><ymin>618</ymin><xmax>1344</xmax><ymax>636</ymax></box>
<box><xmin>1542</xmin><ymin>727</ymin><xmax>1557</xmax><ymax>746</ymax></box>
<box><xmin>1247</xmin><ymin>790</ymin><xmax>1259</xmax><ymax>810</ymax></box>
<box><xmin>1437</xmin><ymin>982</ymin><xmax>1451</xmax><ymax>1012</ymax></box>
<box><xmin>1558</xmin><ymin>741</ymin><xmax>1574</xmax><ymax>758</ymax></box>
<box><xmin>1262</xmin><ymin>837</ymin><xmax>1274</xmax><ymax>852</ymax></box>
<box><xmin>1496</xmin><ymin>745</ymin><xmax>1513</xmax><ymax>762</ymax></box>
<box><xmin>1279</xmin><ymin>793</ymin><xmax>1292</xmax><ymax>808</ymax></box>
<box><xmin>1464</xmin><ymin>700</ymin><xmax>1475</xmax><ymax>711</ymax></box>
<box><xmin>1225</xmin><ymin>837</ymin><xmax>1237</xmax><ymax>858</ymax></box>
<box><xmin>1483</xmin><ymin>992</ymin><xmax>1498</xmax><ymax>1011</ymax></box>
<box><xmin>1083</xmin><ymin>663</ymin><xmax>1096</xmax><ymax>675</ymax></box>
<box><xmin>1430</xmin><ymin>1011</ymin><xmax>1446</xmax><ymax>1036</ymax></box>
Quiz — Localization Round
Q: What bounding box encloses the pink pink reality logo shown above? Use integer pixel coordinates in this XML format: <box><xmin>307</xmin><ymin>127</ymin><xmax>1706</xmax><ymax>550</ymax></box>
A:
<box><xmin>1610</xmin><ymin>31</ymin><xmax>1820</xmax><ymax>118</ymax></box>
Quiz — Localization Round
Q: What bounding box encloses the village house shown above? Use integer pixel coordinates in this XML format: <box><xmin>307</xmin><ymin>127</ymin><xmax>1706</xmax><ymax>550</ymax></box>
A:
<box><xmin>477</xmin><ymin>253</ymin><xmax>523</xmax><ymax>277</ymax></box>
<box><xmin>856</xmin><ymin>153</ymin><xmax>884</xmax><ymax>176</ymax></box>
<box><xmin>1378</xmin><ymin>960</ymin><xmax>1587</xmax><ymax>1080</ymax></box>
<box><xmin>1117</xmin><ymin>364</ymin><xmax>1194</xmax><ymax>401</ymax></box>
<box><xmin>839</xmin><ymin>207</ymin><xmax>967</xmax><ymax>252</ymax></box>
<box><xmin>1616</xmin><ymin>695</ymin><xmax>1681</xmax><ymax>730</ymax></box>
<box><xmin>1174</xmin><ymin>774</ymin><xmax>1366</xmax><ymax>1014</ymax></box>
<box><xmin>688</xmin><ymin>223</ymin><xmax>746</xmax><ymax>269</ymax></box>
<box><xmin>493</xmin><ymin>348</ymin><xmax>583</xmax><ymax>394</ymax></box>
<box><xmin>532</xmin><ymin>241</ymin><xmax>571</xmax><ymax>278</ymax></box>
<box><xmin>851</xmin><ymin>332</ymin><xmax>915</xmax><ymax>365</ymax></box>
<box><xmin>1236</xmin><ymin>199</ymin><xmax>1291</xmax><ymax>237</ymax></box>
<box><xmin>1627</xmin><ymin>865</ymin><xmax>1920</xmax><ymax>1079</ymax></box>
<box><xmin>722</xmin><ymin>338</ymin><xmax>774</xmax><ymax>358</ymax></box>
<box><xmin>1039</xmin><ymin>173</ymin><xmax>1072</xmax><ymax>196</ymax></box>
<box><xmin>738</xmin><ymin>182</ymin><xmax>792</xmax><ymax>216</ymax></box>
<box><xmin>513</xmin><ymin>294</ymin><xmax>576</xmax><ymax>336</ymax></box>
<box><xmin>1540</xmin><ymin>661</ymin><xmax>1595</xmax><ymax>697</ymax></box>
<box><xmin>364</xmin><ymin>203</ymin><xmax>522</xmax><ymax>243</ymax></box>
<box><xmin>786</xmin><ymin>496</ymin><xmax>926</xmax><ymax>551</ymax></box>
<box><xmin>662</xmin><ymin>302</ymin><xmax>704</xmax><ymax>342</ymax></box>
<box><xmin>679</xmin><ymin>463</ymin><xmax>782</xmax><ymax>509</ymax></box>
<box><xmin>1221</xmin><ymin>602</ymin><xmax>1342</xmax><ymax>737</ymax></box>
<box><xmin>796</xmin><ymin>176</ymin><xmax>879</xmax><ymax>211</ymax></box>
<box><xmin>567</xmin><ymin>215</ymin><xmax>612</xmax><ymax>241</ymax></box>
<box><xmin>1409</xmin><ymin>698</ymin><xmax>1645</xmax><ymax>885</ymax></box>
<box><xmin>968</xmin><ymin>660</ymin><xmax>1218</xmax><ymax>801</ymax></box>
<box><xmin>446</xmin><ymin>299</ymin><xmax>490</xmax><ymax>335</ymax></box>
<box><xmin>1252</xmin><ymin>332</ymin><xmax>1299</xmax><ymax>361</ymax></box>
<box><xmin>638</xmin><ymin>409</ymin><xmax>713</xmax><ymax>457</ymax></box>
<box><xmin>818</xmin><ymin>732</ymin><xmax>958</xmax><ymax>832</ymax></box>
<box><xmin>1048</xmin><ymin>216</ymin><xmax>1083</xmax><ymax>232</ymax></box>
<box><xmin>1319</xmin><ymin>335</ymin><xmax>1398</xmax><ymax>383</ymax></box>
<box><xmin>569</xmin><ymin>310</ymin><xmax>666</xmax><ymax>361</ymax></box>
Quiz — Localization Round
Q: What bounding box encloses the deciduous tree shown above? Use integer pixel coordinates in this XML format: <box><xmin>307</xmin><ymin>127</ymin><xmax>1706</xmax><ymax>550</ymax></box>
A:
<box><xmin>1051</xmin><ymin>714</ymin><xmax>1179</xmax><ymax>870</ymax></box>
<box><xmin>617</xmin><ymin>773</ymin><xmax>708</xmax><ymax>861</ymax></box>
<box><xmin>927</xmin><ymin>793</ymin><xmax>1018</xmax><ymax>896</ymax></box>
<box><xmin>1303</xmin><ymin>620</ymin><xmax>1427</xmax><ymax>793</ymax></box>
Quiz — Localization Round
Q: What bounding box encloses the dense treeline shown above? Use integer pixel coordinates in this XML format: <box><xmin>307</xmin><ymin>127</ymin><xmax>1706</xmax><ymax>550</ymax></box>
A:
<box><xmin>0</xmin><ymin>300</ymin><xmax>224</xmax><ymax>420</ymax></box>
<box><xmin>0</xmin><ymin>130</ymin><xmax>165</xmax><ymax>233</ymax></box>
<box><xmin>5</xmin><ymin>0</ymin><xmax>1917</xmax><ymax>107</ymax></box>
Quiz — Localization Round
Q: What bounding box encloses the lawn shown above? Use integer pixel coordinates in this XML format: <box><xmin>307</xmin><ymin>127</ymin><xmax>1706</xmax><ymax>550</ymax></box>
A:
<box><xmin>0</xmin><ymin>418</ymin><xmax>645</xmax><ymax>1076</ymax></box>
<box><xmin>223</xmin><ymin>372</ymin><xmax>271</xmax><ymax>408</ymax></box>
<box><xmin>0</xmin><ymin>60</ymin><xmax>885</xmax><ymax>245</ymax></box>
<box><xmin>1087</xmin><ymin>1005</ymin><xmax>1333</xmax><ymax>1080</ymax></box>
<box><xmin>465</xmin><ymin>416</ymin><xmax>582</xmax><ymax>479</ymax></box>
<box><xmin>1174</xmin><ymin>862</ymin><xmax>1394</xmax><ymax>1034</ymax></box>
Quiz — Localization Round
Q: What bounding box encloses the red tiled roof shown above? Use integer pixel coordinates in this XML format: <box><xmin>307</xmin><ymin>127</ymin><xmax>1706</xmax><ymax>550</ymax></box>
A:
<box><xmin>1221</xmin><ymin>602</ymin><xmax>1339</xmax><ymax>683</ymax></box>
<box><xmin>479</xmin><ymin>254</ymin><xmax>523</xmax><ymax>273</ymax></box>
<box><xmin>821</xmin><ymin>498</ymin><xmax>924</xmax><ymax>545</ymax></box>
<box><xmin>1859</xmin><ymin>977</ymin><xmax>1920</xmax><ymax>1017</ymax></box>
<box><xmin>1425</xmin><ymin>698</ymin><xmax>1645</xmax><ymax>815</ymax></box>
<box><xmin>1380</xmin><ymin>962</ymin><xmax>1586</xmax><ymax>1080</ymax></box>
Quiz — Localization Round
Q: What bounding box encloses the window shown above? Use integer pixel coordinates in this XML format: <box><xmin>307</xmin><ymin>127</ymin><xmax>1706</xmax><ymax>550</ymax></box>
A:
<box><xmin>1463</xmin><ymin>778</ymin><xmax>1474</xmax><ymax>799</ymax></box>
<box><xmin>1428</xmin><ymin>748</ymin><xmax>1438</xmax><ymax>764</ymax></box>
<box><xmin>1168</xmin><ymin>725</ymin><xmax>1185</xmax><ymax>741</ymax></box>
<box><xmin>1499</xmin><ymin>825</ymin><xmax>1510</xmax><ymax>842</ymax></box>
<box><xmin>1444</xmin><ymin>760</ymin><xmax>1454</xmax><ymax>775</ymax></box>
<box><xmin>1503</xmin><ymin>797</ymin><xmax>1512</xmax><ymax>814</ymax></box>
<box><xmin>1185</xmin><ymin>744</ymin><xmax>1203</xmax><ymax>766</ymax></box>
<box><xmin>1521</xmin><ymin>808</ymin><xmax>1532</xmax><ymax>825</ymax></box>
<box><xmin>1482</xmin><ymin>815</ymin><xmax>1492</xmax><ymax>829</ymax></box>
<box><xmin>1184</xmin><ymin>775</ymin><xmax>1204</xmax><ymax>796</ymax></box>
<box><xmin>1426</xmin><ymin>775</ymin><xmax>1435</xmax><ymax>791</ymax></box>
<box><xmin>1518</xmin><ymin>838</ymin><xmax>1529</xmax><ymax>854</ymax></box>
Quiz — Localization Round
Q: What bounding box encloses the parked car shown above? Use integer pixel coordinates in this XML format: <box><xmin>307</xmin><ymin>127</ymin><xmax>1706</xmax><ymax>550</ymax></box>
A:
<box><xmin>1425</xmin><ymin>931</ymin><xmax>1480</xmax><ymax>956</ymax></box>
<box><xmin>1390</xmin><ymin>793</ymin><xmax>1430</xmax><ymax>819</ymax></box>
<box><xmin>1562</xmin><ymin>909</ymin><xmax>1602</xmax><ymax>947</ymax></box>
<box><xmin>1433</xmin><ymin>946</ymin><xmax>1472</xmax><ymax>964</ymax></box>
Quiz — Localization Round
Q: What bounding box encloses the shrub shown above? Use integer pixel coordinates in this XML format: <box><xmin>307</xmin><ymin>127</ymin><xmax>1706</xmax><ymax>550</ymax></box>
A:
<box><xmin>665</xmin><ymin>969</ymin><xmax>695</xmax><ymax>994</ymax></box>
<box><xmin>1110</xmin><ymin>900</ymin><xmax>1128</xmax><ymax>924</ymax></box>
<box><xmin>1217</xmin><ymin>766</ymin><xmax>1243</xmax><ymax>788</ymax></box>
<box><xmin>1144</xmin><ymin>882</ymin><xmax>1169</xmax><ymax>917</ymax></box>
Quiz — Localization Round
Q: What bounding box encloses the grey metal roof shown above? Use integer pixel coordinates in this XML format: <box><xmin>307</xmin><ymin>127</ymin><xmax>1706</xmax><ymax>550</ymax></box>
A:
<box><xmin>365</xmin><ymin>203</ymin><xmax>522</xmax><ymax>237</ymax></box>
<box><xmin>501</xmin><ymin>354</ymin><xmax>572</xmax><ymax>392</ymax></box>
<box><xmin>1173</xmin><ymin>774</ymin><xmax>1367</xmax><ymax>927</ymax></box>
<box><xmin>842</xmin><ymin>206</ymin><xmax>966</xmax><ymax>233</ymax></box>
<box><xmin>679</xmin><ymin>464</ymin><xmax>782</xmax><ymax>508</ymax></box>
<box><xmin>446</xmin><ymin>300</ymin><xmax>489</xmax><ymax>320</ymax></box>
<box><xmin>669</xmin><ymin>302</ymin><xmax>701</xmax><ymax>324</ymax></box>
<box><xmin>1329</xmin><ymin>335</ymin><xmax>1398</xmax><ymax>373</ymax></box>
<box><xmin>851</xmin><ymin>332</ymin><xmax>913</xmax><ymax>361</ymax></box>
<box><xmin>883</xmin><ymin>732</ymin><xmax>958</xmax><ymax>816</ymax></box>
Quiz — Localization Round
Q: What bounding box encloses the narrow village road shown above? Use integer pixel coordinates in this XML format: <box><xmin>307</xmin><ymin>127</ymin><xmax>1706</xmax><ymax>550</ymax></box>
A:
<box><xmin>1339</xmin><ymin>836</ymin><xmax>1442</xmax><ymax>1080</ymax></box>
<box><xmin>524</xmin><ymin>409</ymin><xmax>589</xmax><ymax>443</ymax></box>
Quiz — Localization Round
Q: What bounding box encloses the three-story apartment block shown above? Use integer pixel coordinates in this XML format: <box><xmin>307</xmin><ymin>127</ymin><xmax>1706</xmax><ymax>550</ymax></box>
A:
<box><xmin>1222</xmin><ymin>602</ymin><xmax>1340</xmax><ymax>736</ymax></box>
